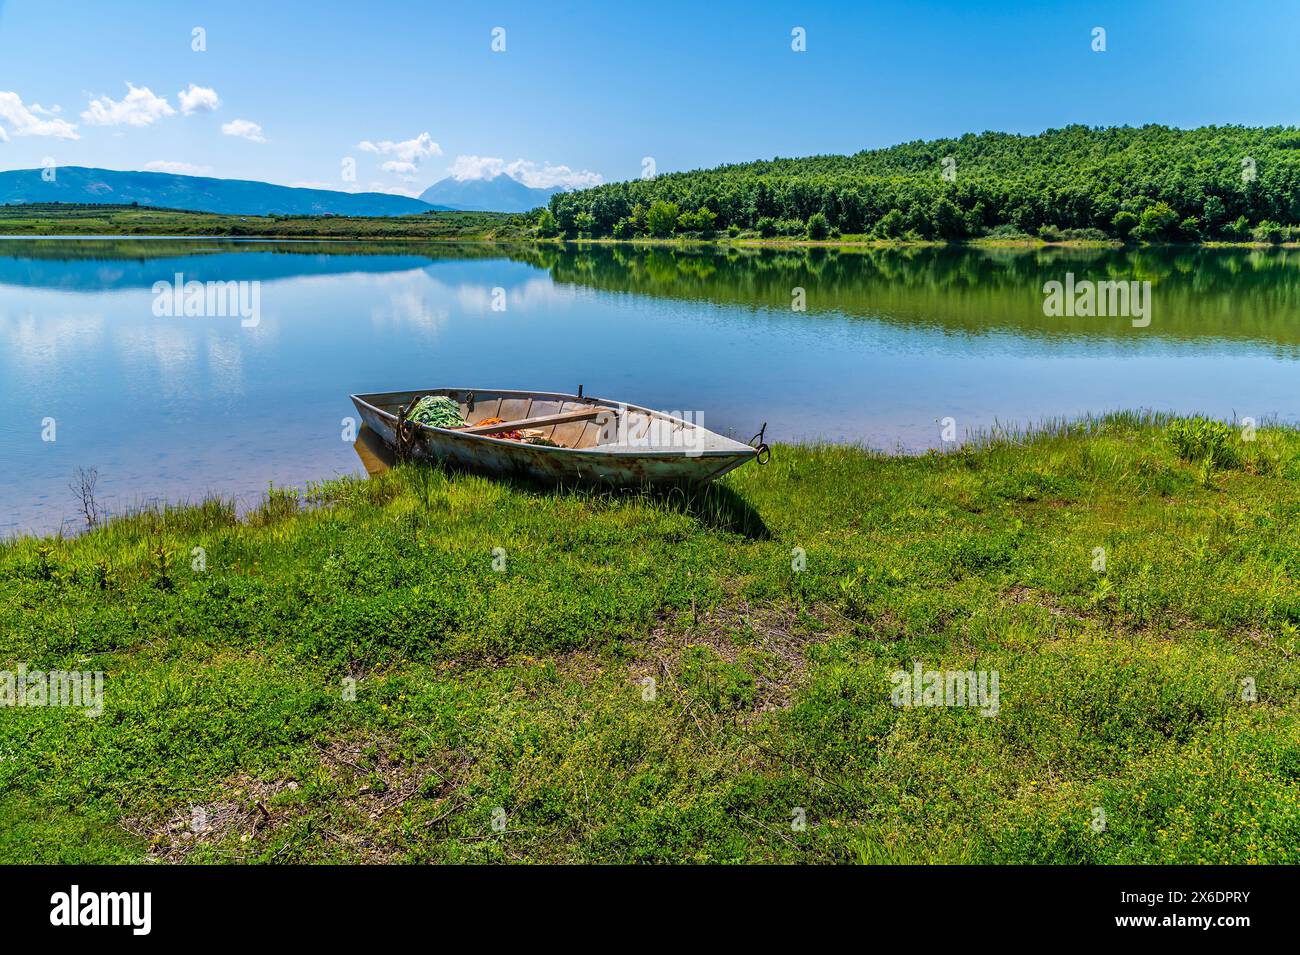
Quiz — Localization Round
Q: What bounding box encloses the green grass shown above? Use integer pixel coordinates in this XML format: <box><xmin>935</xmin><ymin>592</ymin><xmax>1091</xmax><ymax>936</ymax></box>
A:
<box><xmin>3</xmin><ymin>414</ymin><xmax>1300</xmax><ymax>863</ymax></box>
<box><xmin>0</xmin><ymin>203</ymin><xmax>528</xmax><ymax>240</ymax></box>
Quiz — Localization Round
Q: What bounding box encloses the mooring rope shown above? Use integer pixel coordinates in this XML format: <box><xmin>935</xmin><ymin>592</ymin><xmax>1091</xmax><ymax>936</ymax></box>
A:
<box><xmin>394</xmin><ymin>398</ymin><xmax>420</xmax><ymax>462</ymax></box>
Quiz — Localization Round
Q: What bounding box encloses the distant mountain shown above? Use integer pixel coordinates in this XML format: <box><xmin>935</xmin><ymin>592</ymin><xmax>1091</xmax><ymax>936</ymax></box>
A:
<box><xmin>419</xmin><ymin>174</ymin><xmax>559</xmax><ymax>213</ymax></box>
<box><xmin>0</xmin><ymin>167</ymin><xmax>449</xmax><ymax>217</ymax></box>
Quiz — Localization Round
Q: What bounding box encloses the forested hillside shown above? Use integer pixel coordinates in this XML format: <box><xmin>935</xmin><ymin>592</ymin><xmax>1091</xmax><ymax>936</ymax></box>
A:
<box><xmin>543</xmin><ymin>125</ymin><xmax>1300</xmax><ymax>242</ymax></box>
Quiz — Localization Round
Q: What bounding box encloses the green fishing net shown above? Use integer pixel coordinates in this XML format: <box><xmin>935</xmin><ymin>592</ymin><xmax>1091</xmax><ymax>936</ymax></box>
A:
<box><xmin>407</xmin><ymin>395</ymin><xmax>466</xmax><ymax>429</ymax></box>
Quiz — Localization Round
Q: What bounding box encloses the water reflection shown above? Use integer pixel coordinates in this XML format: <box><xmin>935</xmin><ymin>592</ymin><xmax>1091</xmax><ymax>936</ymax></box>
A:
<box><xmin>353</xmin><ymin>425</ymin><xmax>395</xmax><ymax>477</ymax></box>
<box><xmin>3</xmin><ymin>238</ymin><xmax>1298</xmax><ymax>535</ymax></box>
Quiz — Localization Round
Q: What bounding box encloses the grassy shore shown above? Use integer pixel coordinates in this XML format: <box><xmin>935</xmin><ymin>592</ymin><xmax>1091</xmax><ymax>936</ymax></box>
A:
<box><xmin>2</xmin><ymin>414</ymin><xmax>1300</xmax><ymax>863</ymax></box>
<box><xmin>0</xmin><ymin>203</ymin><xmax>528</xmax><ymax>240</ymax></box>
<box><xmin>3</xmin><ymin>204</ymin><xmax>1292</xmax><ymax>250</ymax></box>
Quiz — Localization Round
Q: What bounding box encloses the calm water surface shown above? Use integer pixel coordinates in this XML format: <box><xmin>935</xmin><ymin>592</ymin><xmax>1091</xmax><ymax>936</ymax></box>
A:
<box><xmin>2</xmin><ymin>239</ymin><xmax>1298</xmax><ymax>534</ymax></box>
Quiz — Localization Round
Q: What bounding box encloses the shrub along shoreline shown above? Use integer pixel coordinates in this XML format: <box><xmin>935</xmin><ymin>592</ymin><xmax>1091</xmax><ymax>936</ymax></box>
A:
<box><xmin>2</xmin><ymin>202</ymin><xmax>1295</xmax><ymax>250</ymax></box>
<box><xmin>1</xmin><ymin>413</ymin><xmax>1298</xmax><ymax>863</ymax></box>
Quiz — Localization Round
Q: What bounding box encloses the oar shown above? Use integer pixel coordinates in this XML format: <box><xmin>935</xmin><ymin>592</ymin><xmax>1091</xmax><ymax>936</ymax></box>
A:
<box><xmin>460</xmin><ymin>406</ymin><xmax>616</xmax><ymax>436</ymax></box>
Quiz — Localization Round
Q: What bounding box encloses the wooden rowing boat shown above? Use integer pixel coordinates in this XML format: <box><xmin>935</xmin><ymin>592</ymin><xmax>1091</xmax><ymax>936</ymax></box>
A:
<box><xmin>349</xmin><ymin>387</ymin><xmax>766</xmax><ymax>486</ymax></box>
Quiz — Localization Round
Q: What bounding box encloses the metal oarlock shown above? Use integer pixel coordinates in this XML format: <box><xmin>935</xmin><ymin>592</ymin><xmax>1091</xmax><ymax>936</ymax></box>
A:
<box><xmin>749</xmin><ymin>422</ymin><xmax>771</xmax><ymax>465</ymax></box>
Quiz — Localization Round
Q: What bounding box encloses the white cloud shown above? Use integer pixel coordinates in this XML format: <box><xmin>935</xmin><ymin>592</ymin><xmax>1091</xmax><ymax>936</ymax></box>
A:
<box><xmin>81</xmin><ymin>83</ymin><xmax>174</xmax><ymax>127</ymax></box>
<box><xmin>221</xmin><ymin>119</ymin><xmax>266</xmax><ymax>142</ymax></box>
<box><xmin>445</xmin><ymin>155</ymin><xmax>603</xmax><ymax>190</ymax></box>
<box><xmin>0</xmin><ymin>91</ymin><xmax>79</xmax><ymax>139</ymax></box>
<box><xmin>380</xmin><ymin>160</ymin><xmax>418</xmax><ymax>177</ymax></box>
<box><xmin>177</xmin><ymin>84</ymin><xmax>220</xmax><ymax>115</ymax></box>
<box><xmin>0</xmin><ymin>126</ymin><xmax>7</xmax><ymax>142</ymax></box>
<box><xmin>144</xmin><ymin>160</ymin><xmax>213</xmax><ymax>176</ymax></box>
<box><xmin>358</xmin><ymin>132</ymin><xmax>441</xmax><ymax>165</ymax></box>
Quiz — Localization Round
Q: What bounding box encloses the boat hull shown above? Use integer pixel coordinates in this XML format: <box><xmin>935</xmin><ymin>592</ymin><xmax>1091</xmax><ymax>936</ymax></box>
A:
<box><xmin>350</xmin><ymin>388</ymin><xmax>758</xmax><ymax>487</ymax></box>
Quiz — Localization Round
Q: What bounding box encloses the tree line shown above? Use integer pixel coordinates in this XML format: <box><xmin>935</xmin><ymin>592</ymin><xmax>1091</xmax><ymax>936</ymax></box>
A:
<box><xmin>538</xmin><ymin>125</ymin><xmax>1300</xmax><ymax>243</ymax></box>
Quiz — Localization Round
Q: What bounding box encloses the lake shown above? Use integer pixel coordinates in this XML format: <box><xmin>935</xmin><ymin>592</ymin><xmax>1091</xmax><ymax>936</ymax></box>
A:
<box><xmin>2</xmin><ymin>238</ymin><xmax>1298</xmax><ymax>535</ymax></box>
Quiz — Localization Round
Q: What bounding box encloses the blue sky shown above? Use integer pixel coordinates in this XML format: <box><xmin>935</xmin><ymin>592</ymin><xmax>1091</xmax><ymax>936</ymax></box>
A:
<box><xmin>0</xmin><ymin>0</ymin><xmax>1297</xmax><ymax>195</ymax></box>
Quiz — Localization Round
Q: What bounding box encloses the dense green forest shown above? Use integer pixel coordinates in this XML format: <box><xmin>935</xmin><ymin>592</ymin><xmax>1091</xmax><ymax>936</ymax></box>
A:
<box><xmin>542</xmin><ymin>125</ymin><xmax>1300</xmax><ymax>243</ymax></box>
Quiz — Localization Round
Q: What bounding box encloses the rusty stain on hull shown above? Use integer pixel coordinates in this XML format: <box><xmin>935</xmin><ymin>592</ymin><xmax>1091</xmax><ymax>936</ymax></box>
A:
<box><xmin>350</xmin><ymin>387</ymin><xmax>759</xmax><ymax>487</ymax></box>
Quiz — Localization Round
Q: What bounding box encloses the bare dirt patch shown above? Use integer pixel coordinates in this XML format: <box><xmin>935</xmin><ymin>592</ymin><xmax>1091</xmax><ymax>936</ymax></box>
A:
<box><xmin>126</xmin><ymin>735</ymin><xmax>469</xmax><ymax>863</ymax></box>
<box><xmin>124</xmin><ymin>773</ymin><xmax>302</xmax><ymax>863</ymax></box>
<box><xmin>632</xmin><ymin>601</ymin><xmax>834</xmax><ymax>711</ymax></box>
